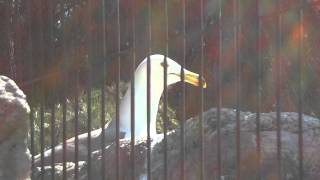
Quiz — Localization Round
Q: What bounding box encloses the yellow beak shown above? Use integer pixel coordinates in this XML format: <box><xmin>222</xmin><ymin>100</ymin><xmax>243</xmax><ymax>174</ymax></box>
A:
<box><xmin>172</xmin><ymin>69</ymin><xmax>207</xmax><ymax>88</ymax></box>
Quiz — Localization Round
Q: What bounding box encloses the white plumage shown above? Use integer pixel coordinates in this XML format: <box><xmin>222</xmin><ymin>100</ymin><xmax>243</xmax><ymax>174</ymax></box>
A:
<box><xmin>110</xmin><ymin>54</ymin><xmax>206</xmax><ymax>140</ymax></box>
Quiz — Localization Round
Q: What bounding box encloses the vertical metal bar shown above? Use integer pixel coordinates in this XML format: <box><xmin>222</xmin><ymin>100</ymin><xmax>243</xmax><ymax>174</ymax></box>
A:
<box><xmin>130</xmin><ymin>0</ymin><xmax>136</xmax><ymax>179</ymax></box>
<box><xmin>181</xmin><ymin>0</ymin><xmax>186</xmax><ymax>179</ymax></box>
<box><xmin>101</xmin><ymin>0</ymin><xmax>107</xmax><ymax>180</ymax></box>
<box><xmin>217</xmin><ymin>0</ymin><xmax>222</xmax><ymax>178</ymax></box>
<box><xmin>74</xmin><ymin>71</ymin><xmax>79</xmax><ymax>180</ymax></box>
<box><xmin>147</xmin><ymin>57</ymin><xmax>151</xmax><ymax>180</ymax></box>
<box><xmin>276</xmin><ymin>0</ymin><xmax>282</xmax><ymax>179</ymax></box>
<box><xmin>7</xmin><ymin>0</ymin><xmax>16</xmax><ymax>79</ymax></box>
<box><xmin>62</xmin><ymin>89</ymin><xmax>67</xmax><ymax>180</ymax></box>
<box><xmin>163</xmin><ymin>55</ymin><xmax>168</xmax><ymax>180</ymax></box>
<box><xmin>298</xmin><ymin>0</ymin><xmax>304</xmax><ymax>179</ymax></box>
<box><xmin>163</xmin><ymin>0</ymin><xmax>169</xmax><ymax>179</ymax></box>
<box><xmin>87</xmin><ymin>68</ymin><xmax>92</xmax><ymax>180</ymax></box>
<box><xmin>40</xmin><ymin>103</ymin><xmax>45</xmax><ymax>180</ymax></box>
<box><xmin>26</xmin><ymin>0</ymin><xmax>34</xmax><ymax>177</ymax></box>
<box><xmin>61</xmin><ymin>19</ymin><xmax>67</xmax><ymax>180</ymax></box>
<box><xmin>147</xmin><ymin>0</ymin><xmax>152</xmax><ymax>179</ymax></box>
<box><xmin>116</xmin><ymin>0</ymin><xmax>121</xmax><ymax>179</ymax></box>
<box><xmin>59</xmin><ymin>1</ymin><xmax>67</xmax><ymax>179</ymax></box>
<box><xmin>30</xmin><ymin>107</ymin><xmax>35</xmax><ymax>180</ymax></box>
<box><xmin>39</xmin><ymin>0</ymin><xmax>46</xmax><ymax>178</ymax></box>
<box><xmin>256</xmin><ymin>0</ymin><xmax>262</xmax><ymax>179</ymax></box>
<box><xmin>101</xmin><ymin>0</ymin><xmax>107</xmax><ymax>179</ymax></box>
<box><xmin>200</xmin><ymin>0</ymin><xmax>205</xmax><ymax>179</ymax></box>
<box><xmin>47</xmin><ymin>0</ymin><xmax>55</xmax><ymax>178</ymax></box>
<box><xmin>86</xmin><ymin>0</ymin><xmax>93</xmax><ymax>178</ymax></box>
<box><xmin>100</xmin><ymin>64</ymin><xmax>106</xmax><ymax>180</ymax></box>
<box><xmin>234</xmin><ymin>0</ymin><xmax>241</xmax><ymax>179</ymax></box>
<box><xmin>86</xmin><ymin>59</ymin><xmax>92</xmax><ymax>178</ymax></box>
<box><xmin>50</xmin><ymin>104</ymin><xmax>56</xmax><ymax>180</ymax></box>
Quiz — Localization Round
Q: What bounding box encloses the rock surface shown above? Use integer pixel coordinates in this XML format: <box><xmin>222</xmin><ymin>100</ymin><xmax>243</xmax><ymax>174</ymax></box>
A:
<box><xmin>0</xmin><ymin>76</ymin><xmax>31</xmax><ymax>180</ymax></box>
<box><xmin>35</xmin><ymin>108</ymin><xmax>320</xmax><ymax>180</ymax></box>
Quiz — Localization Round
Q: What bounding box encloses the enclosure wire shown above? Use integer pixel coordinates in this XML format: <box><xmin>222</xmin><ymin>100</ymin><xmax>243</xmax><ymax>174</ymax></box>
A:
<box><xmin>276</xmin><ymin>0</ymin><xmax>283</xmax><ymax>178</ymax></box>
<box><xmin>181</xmin><ymin>0</ymin><xmax>186</xmax><ymax>179</ymax></box>
<box><xmin>101</xmin><ymin>0</ymin><xmax>107</xmax><ymax>179</ymax></box>
<box><xmin>147</xmin><ymin>0</ymin><xmax>152</xmax><ymax>179</ymax></box>
<box><xmin>26</xmin><ymin>1</ymin><xmax>35</xmax><ymax>178</ymax></box>
<box><xmin>163</xmin><ymin>0</ymin><xmax>169</xmax><ymax>179</ymax></box>
<box><xmin>50</xmin><ymin>104</ymin><xmax>56</xmax><ymax>180</ymax></box>
<box><xmin>74</xmin><ymin>71</ymin><xmax>79</xmax><ymax>180</ymax></box>
<box><xmin>298</xmin><ymin>0</ymin><xmax>305</xmax><ymax>179</ymax></box>
<box><xmin>62</xmin><ymin>89</ymin><xmax>67</xmax><ymax>180</ymax></box>
<box><xmin>40</xmin><ymin>102</ymin><xmax>45</xmax><ymax>180</ymax></box>
<box><xmin>256</xmin><ymin>0</ymin><xmax>262</xmax><ymax>178</ymax></box>
<box><xmin>234</xmin><ymin>0</ymin><xmax>241</xmax><ymax>179</ymax></box>
<box><xmin>217</xmin><ymin>0</ymin><xmax>222</xmax><ymax>178</ymax></box>
<box><xmin>86</xmin><ymin>0</ymin><xmax>93</xmax><ymax>178</ymax></box>
<box><xmin>200</xmin><ymin>0</ymin><xmax>205</xmax><ymax>179</ymax></box>
<box><xmin>116</xmin><ymin>0</ymin><xmax>121</xmax><ymax>179</ymax></box>
<box><xmin>47</xmin><ymin>0</ymin><xmax>56</xmax><ymax>178</ymax></box>
<box><xmin>30</xmin><ymin>108</ymin><xmax>35</xmax><ymax>180</ymax></box>
<box><xmin>130</xmin><ymin>0</ymin><xmax>136</xmax><ymax>179</ymax></box>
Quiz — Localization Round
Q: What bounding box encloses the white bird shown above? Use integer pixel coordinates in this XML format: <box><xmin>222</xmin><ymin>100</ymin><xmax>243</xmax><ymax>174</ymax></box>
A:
<box><xmin>109</xmin><ymin>54</ymin><xmax>207</xmax><ymax>140</ymax></box>
<box><xmin>34</xmin><ymin>54</ymin><xmax>206</xmax><ymax>166</ymax></box>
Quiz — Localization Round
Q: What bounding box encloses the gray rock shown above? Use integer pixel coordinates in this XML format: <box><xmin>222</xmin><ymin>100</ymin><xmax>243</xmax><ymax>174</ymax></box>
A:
<box><xmin>0</xmin><ymin>76</ymin><xmax>31</xmax><ymax>180</ymax></box>
<box><xmin>35</xmin><ymin>108</ymin><xmax>320</xmax><ymax>180</ymax></box>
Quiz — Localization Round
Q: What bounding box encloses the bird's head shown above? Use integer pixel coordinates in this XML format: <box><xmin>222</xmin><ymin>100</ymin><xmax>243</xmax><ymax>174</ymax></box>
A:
<box><xmin>135</xmin><ymin>54</ymin><xmax>207</xmax><ymax>89</ymax></box>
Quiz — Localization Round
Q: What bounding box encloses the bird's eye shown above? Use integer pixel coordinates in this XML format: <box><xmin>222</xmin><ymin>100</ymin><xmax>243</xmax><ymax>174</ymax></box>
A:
<box><xmin>161</xmin><ymin>62</ymin><xmax>169</xmax><ymax>68</ymax></box>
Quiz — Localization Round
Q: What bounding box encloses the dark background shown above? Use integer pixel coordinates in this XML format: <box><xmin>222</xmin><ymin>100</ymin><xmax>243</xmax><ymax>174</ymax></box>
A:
<box><xmin>1</xmin><ymin>0</ymin><xmax>320</xmax><ymax>119</ymax></box>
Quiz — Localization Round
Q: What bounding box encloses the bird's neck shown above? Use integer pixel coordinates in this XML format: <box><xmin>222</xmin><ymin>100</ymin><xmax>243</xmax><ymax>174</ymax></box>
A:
<box><xmin>119</xmin><ymin>82</ymin><xmax>163</xmax><ymax>139</ymax></box>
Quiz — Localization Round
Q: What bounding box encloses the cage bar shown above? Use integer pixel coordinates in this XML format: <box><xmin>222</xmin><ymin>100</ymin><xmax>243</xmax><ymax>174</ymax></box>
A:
<box><xmin>130</xmin><ymin>0</ymin><xmax>136</xmax><ymax>179</ymax></box>
<box><xmin>256</xmin><ymin>0</ymin><xmax>262</xmax><ymax>179</ymax></box>
<box><xmin>40</xmin><ymin>103</ymin><xmax>45</xmax><ymax>180</ymax></box>
<box><xmin>163</xmin><ymin>0</ymin><xmax>169</xmax><ymax>179</ymax></box>
<box><xmin>163</xmin><ymin>55</ymin><xmax>168</xmax><ymax>180</ymax></box>
<box><xmin>50</xmin><ymin>104</ymin><xmax>56</xmax><ymax>180</ymax></box>
<box><xmin>86</xmin><ymin>0</ymin><xmax>93</xmax><ymax>178</ymax></box>
<box><xmin>116</xmin><ymin>0</ymin><xmax>121</xmax><ymax>179</ymax></box>
<box><xmin>47</xmin><ymin>0</ymin><xmax>56</xmax><ymax>178</ymax></box>
<box><xmin>234</xmin><ymin>0</ymin><xmax>241</xmax><ymax>179</ymax></box>
<box><xmin>181</xmin><ymin>0</ymin><xmax>186</xmax><ymax>179</ymax></box>
<box><xmin>30</xmin><ymin>108</ymin><xmax>35</xmax><ymax>180</ymax></box>
<box><xmin>100</xmin><ymin>0</ymin><xmax>107</xmax><ymax>179</ymax></box>
<box><xmin>217</xmin><ymin>0</ymin><xmax>222</xmax><ymax>178</ymax></box>
<box><xmin>62</xmin><ymin>94</ymin><xmax>67</xmax><ymax>180</ymax></box>
<box><xmin>200</xmin><ymin>0</ymin><xmax>205</xmax><ymax>179</ymax></box>
<box><xmin>26</xmin><ymin>0</ymin><xmax>35</xmax><ymax>178</ymax></box>
<box><xmin>298</xmin><ymin>0</ymin><xmax>304</xmax><ymax>179</ymax></box>
<box><xmin>276</xmin><ymin>0</ymin><xmax>283</xmax><ymax>179</ymax></box>
<box><xmin>74</xmin><ymin>73</ymin><xmax>79</xmax><ymax>180</ymax></box>
<box><xmin>147</xmin><ymin>0</ymin><xmax>152</xmax><ymax>179</ymax></box>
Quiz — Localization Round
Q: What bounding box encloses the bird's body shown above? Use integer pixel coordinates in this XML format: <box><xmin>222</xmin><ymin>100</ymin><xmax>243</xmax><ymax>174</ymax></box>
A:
<box><xmin>34</xmin><ymin>54</ymin><xmax>206</xmax><ymax>166</ymax></box>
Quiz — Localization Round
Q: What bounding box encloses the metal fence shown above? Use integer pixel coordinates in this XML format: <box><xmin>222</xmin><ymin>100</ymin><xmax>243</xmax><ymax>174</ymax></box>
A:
<box><xmin>2</xmin><ymin>0</ymin><xmax>320</xmax><ymax>179</ymax></box>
